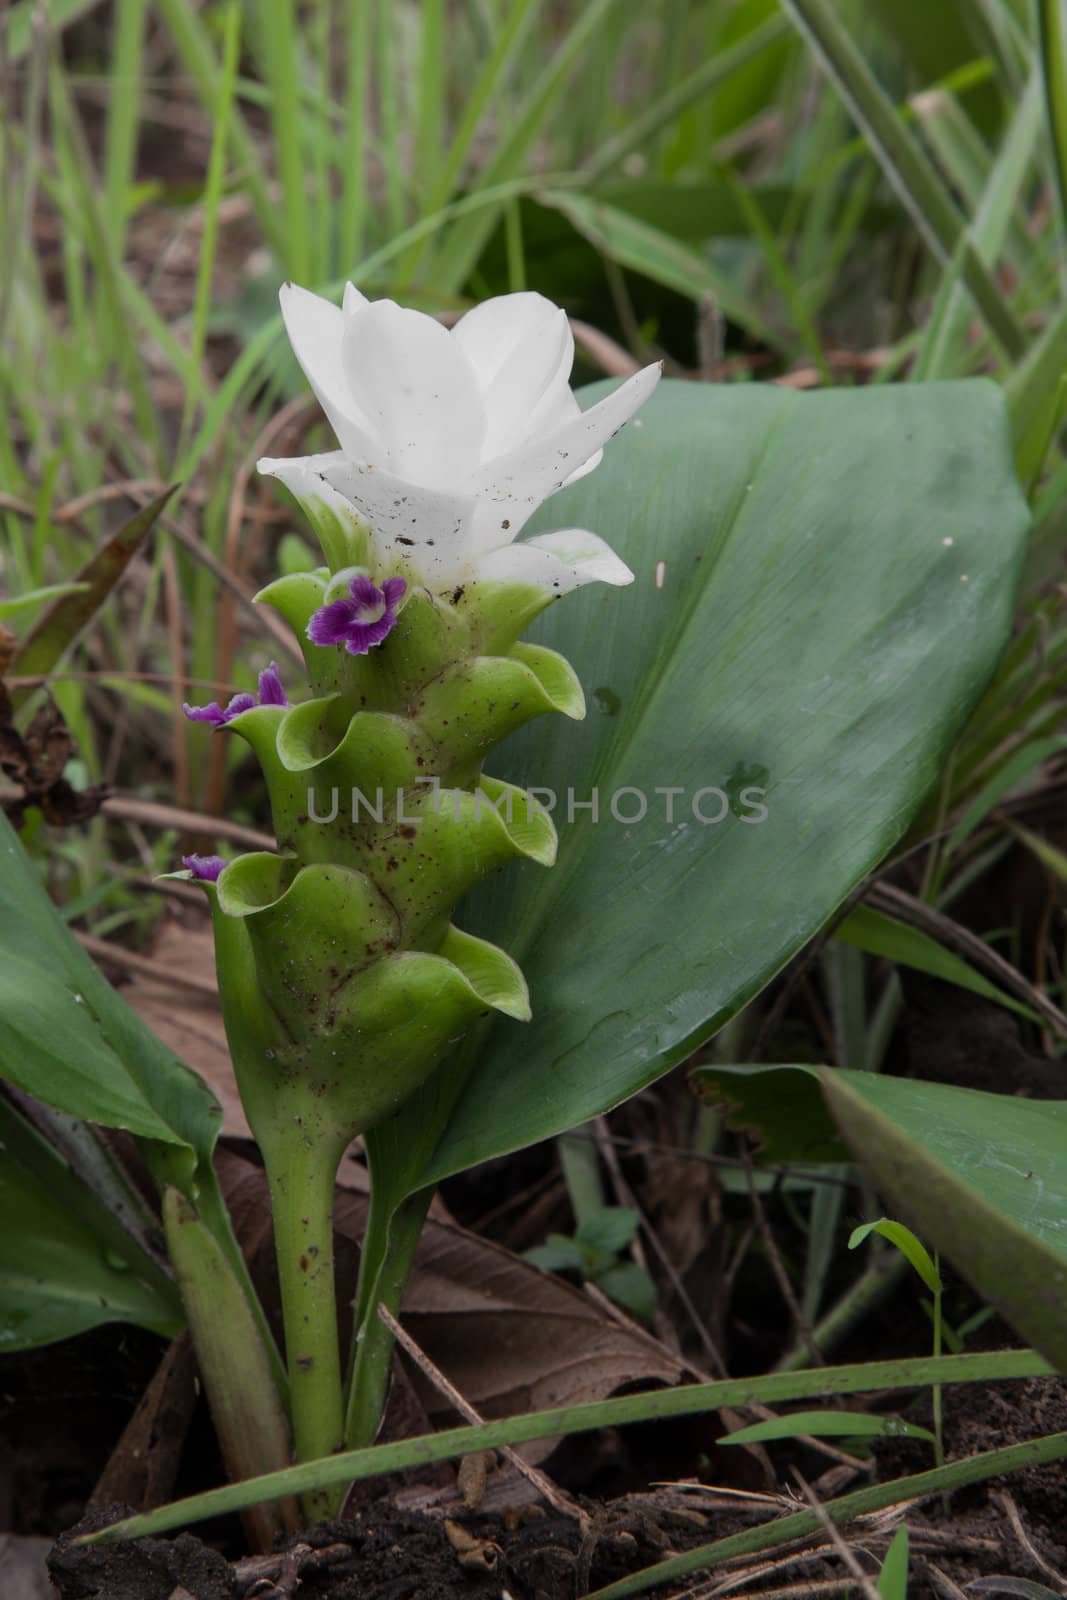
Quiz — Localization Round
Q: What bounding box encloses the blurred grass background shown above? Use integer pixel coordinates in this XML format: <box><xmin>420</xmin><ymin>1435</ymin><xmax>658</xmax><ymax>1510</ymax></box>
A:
<box><xmin>2</xmin><ymin>0</ymin><xmax>1067</xmax><ymax>933</ymax></box>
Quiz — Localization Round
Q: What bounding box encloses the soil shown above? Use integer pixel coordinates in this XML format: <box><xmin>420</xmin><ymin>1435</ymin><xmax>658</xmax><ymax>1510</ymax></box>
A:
<box><xmin>51</xmin><ymin>1497</ymin><xmax>746</xmax><ymax>1600</ymax></box>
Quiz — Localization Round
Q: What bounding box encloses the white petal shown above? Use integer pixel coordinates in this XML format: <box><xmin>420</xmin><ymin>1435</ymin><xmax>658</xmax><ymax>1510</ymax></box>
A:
<box><xmin>258</xmin><ymin>453</ymin><xmax>348</xmax><ymax>510</ymax></box>
<box><xmin>343</xmin><ymin>280</ymin><xmax>369</xmax><ymax>314</ymax></box>
<box><xmin>482</xmin><ymin>311</ymin><xmax>573</xmax><ymax>460</ymax></box>
<box><xmin>279</xmin><ymin>283</ymin><xmax>380</xmax><ymax>461</ymax></box>
<box><xmin>477</xmin><ymin>529</ymin><xmax>635</xmax><ymax>593</ymax></box>
<box><xmin>312</xmin><ymin>450</ymin><xmax>477</xmax><ymax>587</ymax></box>
<box><xmin>452</xmin><ymin>292</ymin><xmax>570</xmax><ymax>387</ymax></box>
<box><xmin>524</xmin><ymin>529</ymin><xmax>635</xmax><ymax>585</ymax></box>
<box><xmin>473</xmin><ymin>362</ymin><xmax>661</xmax><ymax>513</ymax></box>
<box><xmin>342</xmin><ymin>300</ymin><xmax>487</xmax><ymax>488</ymax></box>
<box><xmin>518</xmin><ymin>383</ymin><xmax>603</xmax><ymax>485</ymax></box>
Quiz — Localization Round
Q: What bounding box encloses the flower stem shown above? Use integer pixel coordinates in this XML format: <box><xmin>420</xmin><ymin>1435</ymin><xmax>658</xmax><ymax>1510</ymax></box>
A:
<box><xmin>344</xmin><ymin>1185</ymin><xmax>432</xmax><ymax>1450</ymax></box>
<box><xmin>266</xmin><ymin>1124</ymin><xmax>348</xmax><ymax>1523</ymax></box>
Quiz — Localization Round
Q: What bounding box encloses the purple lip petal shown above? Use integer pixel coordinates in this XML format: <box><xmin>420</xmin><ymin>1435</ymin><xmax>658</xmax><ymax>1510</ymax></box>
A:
<box><xmin>308</xmin><ymin>576</ymin><xmax>404</xmax><ymax>655</ymax></box>
<box><xmin>182</xmin><ymin>853</ymin><xmax>227</xmax><ymax>882</ymax></box>
<box><xmin>184</xmin><ymin>674</ymin><xmax>279</xmax><ymax>725</ymax></box>
<box><xmin>344</xmin><ymin>612</ymin><xmax>398</xmax><ymax>655</ymax></box>
<box><xmin>183</xmin><ymin>700</ymin><xmax>227</xmax><ymax>726</ymax></box>
<box><xmin>221</xmin><ymin>692</ymin><xmax>257</xmax><ymax>722</ymax></box>
<box><xmin>349</xmin><ymin>575</ymin><xmax>384</xmax><ymax>611</ymax></box>
<box><xmin>307</xmin><ymin>598</ymin><xmax>360</xmax><ymax>646</ymax></box>
<box><xmin>257</xmin><ymin>662</ymin><xmax>288</xmax><ymax>707</ymax></box>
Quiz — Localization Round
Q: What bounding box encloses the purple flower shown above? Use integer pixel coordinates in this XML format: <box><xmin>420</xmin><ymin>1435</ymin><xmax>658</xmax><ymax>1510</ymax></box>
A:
<box><xmin>307</xmin><ymin>576</ymin><xmax>407</xmax><ymax>656</ymax></box>
<box><xmin>182</xmin><ymin>853</ymin><xmax>227</xmax><ymax>882</ymax></box>
<box><xmin>183</xmin><ymin>663</ymin><xmax>288</xmax><ymax>727</ymax></box>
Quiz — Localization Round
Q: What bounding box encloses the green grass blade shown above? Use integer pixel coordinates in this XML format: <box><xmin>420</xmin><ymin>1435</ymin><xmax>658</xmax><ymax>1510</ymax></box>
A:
<box><xmin>535</xmin><ymin>188</ymin><xmax>784</xmax><ymax>349</ymax></box>
<box><xmin>153</xmin><ymin>0</ymin><xmax>286</xmax><ymax>262</ymax></box>
<box><xmin>719</xmin><ymin>163</ymin><xmax>830</xmax><ymax>376</ymax></box>
<box><xmin>588</xmin><ymin>1429</ymin><xmax>1067</xmax><ymax>1599</ymax></box>
<box><xmin>780</xmin><ymin>0</ymin><xmax>1027</xmax><ymax>360</ymax></box>
<box><xmin>1006</xmin><ymin>297</ymin><xmax>1067</xmax><ymax>465</ymax></box>
<box><xmin>581</xmin><ymin>14</ymin><xmax>789</xmax><ymax>183</ymax></box>
<box><xmin>253</xmin><ymin>0</ymin><xmax>310</xmax><ymax>280</ymax></box>
<box><xmin>720</xmin><ymin>1408</ymin><xmax>935</xmax><ymax>1445</ymax></box>
<box><xmin>339</xmin><ymin>0</ymin><xmax>371</xmax><ymax>269</ymax></box>
<box><xmin>415</xmin><ymin>0</ymin><xmax>446</xmax><ymax>198</ymax></box>
<box><xmin>80</xmin><ymin>1349</ymin><xmax>1048</xmax><ymax>1544</ymax></box>
<box><xmin>102</xmin><ymin>0</ymin><xmax>147</xmax><ymax>243</ymax></box>
<box><xmin>915</xmin><ymin>74</ymin><xmax>1041</xmax><ymax>379</ymax></box>
<box><xmin>375</xmin><ymin>0</ymin><xmax>405</xmax><ymax>240</ymax></box>
<box><xmin>180</xmin><ymin>1</ymin><xmax>240</xmax><ymax>452</ymax></box>
<box><xmin>877</xmin><ymin>1526</ymin><xmax>910</xmax><ymax>1600</ymax></box>
<box><xmin>6</xmin><ymin>0</ymin><xmax>99</xmax><ymax>60</ymax></box>
<box><xmin>45</xmin><ymin>60</ymin><xmax>163</xmax><ymax>458</ymax></box>
<box><xmin>1038</xmin><ymin>0</ymin><xmax>1067</xmax><ymax>240</ymax></box>
<box><xmin>428</xmin><ymin>0</ymin><xmax>629</xmax><ymax>294</ymax></box>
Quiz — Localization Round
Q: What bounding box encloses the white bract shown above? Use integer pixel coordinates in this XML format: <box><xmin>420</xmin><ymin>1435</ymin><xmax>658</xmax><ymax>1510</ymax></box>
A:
<box><xmin>258</xmin><ymin>283</ymin><xmax>660</xmax><ymax>594</ymax></box>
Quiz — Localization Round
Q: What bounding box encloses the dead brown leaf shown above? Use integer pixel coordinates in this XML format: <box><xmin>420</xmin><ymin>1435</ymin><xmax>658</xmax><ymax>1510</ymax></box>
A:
<box><xmin>89</xmin><ymin>1334</ymin><xmax>199</xmax><ymax>1515</ymax></box>
<box><xmin>0</xmin><ymin>685</ymin><xmax>107</xmax><ymax>829</ymax></box>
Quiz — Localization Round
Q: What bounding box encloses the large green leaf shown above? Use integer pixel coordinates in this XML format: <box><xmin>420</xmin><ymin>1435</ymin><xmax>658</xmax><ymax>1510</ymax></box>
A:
<box><xmin>0</xmin><ymin>1093</ymin><xmax>183</xmax><ymax>1349</ymax></box>
<box><xmin>0</xmin><ymin>809</ymin><xmax>222</xmax><ymax>1162</ymax></box>
<box><xmin>376</xmin><ymin>378</ymin><xmax>1027</xmax><ymax>1192</ymax></box>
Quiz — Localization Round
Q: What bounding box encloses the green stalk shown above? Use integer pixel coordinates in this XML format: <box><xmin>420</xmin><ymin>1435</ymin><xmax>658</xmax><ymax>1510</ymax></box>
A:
<box><xmin>344</xmin><ymin>1185</ymin><xmax>432</xmax><ymax>1450</ymax></box>
<box><xmin>932</xmin><ymin>1250</ymin><xmax>944</xmax><ymax>1470</ymax></box>
<box><xmin>265</xmin><ymin>1123</ymin><xmax>349</xmax><ymax>1521</ymax></box>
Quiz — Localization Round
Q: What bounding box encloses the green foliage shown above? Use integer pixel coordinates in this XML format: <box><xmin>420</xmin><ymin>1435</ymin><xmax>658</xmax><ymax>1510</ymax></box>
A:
<box><xmin>876</xmin><ymin>1526</ymin><xmax>910</xmax><ymax>1600</ymax></box>
<box><xmin>719</xmin><ymin>1408</ymin><xmax>935</xmax><ymax>1446</ymax></box>
<box><xmin>698</xmin><ymin>1061</ymin><xmax>1067</xmax><ymax>1374</ymax></box>
<box><xmin>849</xmin><ymin>1217</ymin><xmax>941</xmax><ymax>1294</ymax></box>
<box><xmin>0</xmin><ymin>1090</ymin><xmax>183</xmax><ymax>1348</ymax></box>
<box><xmin>0</xmin><ymin>808</ymin><xmax>221</xmax><ymax>1161</ymax></box>
<box><xmin>374</xmin><ymin>377</ymin><xmax>1027</xmax><ymax>1193</ymax></box>
<box><xmin>525</xmin><ymin>1206</ymin><xmax>657</xmax><ymax>1322</ymax></box>
<box><xmin>75</xmin><ymin>1348</ymin><xmax>1053</xmax><ymax>1543</ymax></box>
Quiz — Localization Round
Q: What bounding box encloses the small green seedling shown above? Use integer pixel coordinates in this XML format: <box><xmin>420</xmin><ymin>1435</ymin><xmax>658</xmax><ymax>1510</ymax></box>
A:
<box><xmin>876</xmin><ymin>1524</ymin><xmax>909</xmax><ymax>1600</ymax></box>
<box><xmin>850</xmin><ymin>1218</ymin><xmax>944</xmax><ymax>1466</ymax></box>
<box><xmin>525</xmin><ymin>1205</ymin><xmax>656</xmax><ymax>1322</ymax></box>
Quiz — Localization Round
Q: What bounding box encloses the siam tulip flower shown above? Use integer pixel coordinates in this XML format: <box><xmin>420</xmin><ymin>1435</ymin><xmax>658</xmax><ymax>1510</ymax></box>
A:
<box><xmin>183</xmin><ymin>663</ymin><xmax>288</xmax><ymax>727</ymax></box>
<box><xmin>307</xmin><ymin>574</ymin><xmax>407</xmax><ymax>656</ymax></box>
<box><xmin>258</xmin><ymin>284</ymin><xmax>660</xmax><ymax>595</ymax></box>
<box><xmin>168</xmin><ymin>280</ymin><xmax>660</xmax><ymax>1514</ymax></box>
